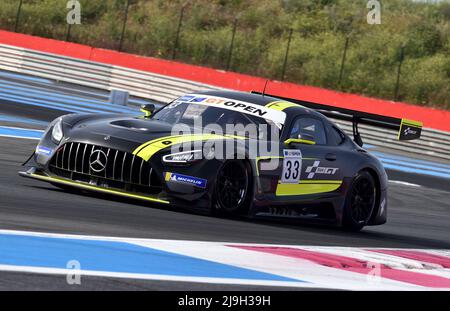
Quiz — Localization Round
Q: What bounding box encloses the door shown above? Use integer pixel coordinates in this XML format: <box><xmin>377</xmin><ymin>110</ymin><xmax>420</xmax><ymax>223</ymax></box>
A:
<box><xmin>276</xmin><ymin>116</ymin><xmax>344</xmax><ymax>196</ymax></box>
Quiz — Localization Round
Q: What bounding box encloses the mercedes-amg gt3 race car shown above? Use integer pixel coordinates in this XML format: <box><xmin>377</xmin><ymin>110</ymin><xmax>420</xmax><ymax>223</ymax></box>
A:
<box><xmin>19</xmin><ymin>90</ymin><xmax>422</xmax><ymax>231</ymax></box>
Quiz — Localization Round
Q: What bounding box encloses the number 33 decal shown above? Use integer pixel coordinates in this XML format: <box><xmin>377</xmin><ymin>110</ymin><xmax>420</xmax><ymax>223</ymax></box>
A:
<box><xmin>281</xmin><ymin>149</ymin><xmax>302</xmax><ymax>184</ymax></box>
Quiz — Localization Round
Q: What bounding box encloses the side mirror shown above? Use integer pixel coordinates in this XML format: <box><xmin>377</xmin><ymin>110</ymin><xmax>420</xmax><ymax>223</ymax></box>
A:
<box><xmin>284</xmin><ymin>138</ymin><xmax>316</xmax><ymax>145</ymax></box>
<box><xmin>140</xmin><ymin>104</ymin><xmax>155</xmax><ymax>118</ymax></box>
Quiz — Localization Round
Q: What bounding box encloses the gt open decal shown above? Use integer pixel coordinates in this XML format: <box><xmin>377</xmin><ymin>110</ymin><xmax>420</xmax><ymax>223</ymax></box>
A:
<box><xmin>180</xmin><ymin>94</ymin><xmax>287</xmax><ymax>126</ymax></box>
<box><xmin>165</xmin><ymin>172</ymin><xmax>207</xmax><ymax>189</ymax></box>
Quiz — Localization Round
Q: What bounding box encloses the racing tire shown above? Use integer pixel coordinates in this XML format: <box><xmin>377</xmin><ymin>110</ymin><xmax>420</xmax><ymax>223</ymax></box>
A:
<box><xmin>212</xmin><ymin>160</ymin><xmax>252</xmax><ymax>216</ymax></box>
<box><xmin>343</xmin><ymin>170</ymin><xmax>376</xmax><ymax>232</ymax></box>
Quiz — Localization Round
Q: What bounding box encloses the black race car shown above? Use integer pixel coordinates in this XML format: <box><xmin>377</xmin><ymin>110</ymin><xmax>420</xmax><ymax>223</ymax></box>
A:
<box><xmin>19</xmin><ymin>90</ymin><xmax>422</xmax><ymax>231</ymax></box>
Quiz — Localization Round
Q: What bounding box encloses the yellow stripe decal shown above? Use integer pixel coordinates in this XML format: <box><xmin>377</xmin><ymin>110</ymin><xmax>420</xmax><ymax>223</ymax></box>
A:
<box><xmin>401</xmin><ymin>118</ymin><xmax>423</xmax><ymax>128</ymax></box>
<box><xmin>276</xmin><ymin>180</ymin><xmax>342</xmax><ymax>196</ymax></box>
<box><xmin>265</xmin><ymin>101</ymin><xmax>299</xmax><ymax>111</ymax></box>
<box><xmin>165</xmin><ymin>172</ymin><xmax>172</xmax><ymax>181</ymax></box>
<box><xmin>133</xmin><ymin>134</ymin><xmax>245</xmax><ymax>161</ymax></box>
<box><xmin>27</xmin><ymin>173</ymin><xmax>170</xmax><ymax>204</ymax></box>
<box><xmin>284</xmin><ymin>138</ymin><xmax>316</xmax><ymax>145</ymax></box>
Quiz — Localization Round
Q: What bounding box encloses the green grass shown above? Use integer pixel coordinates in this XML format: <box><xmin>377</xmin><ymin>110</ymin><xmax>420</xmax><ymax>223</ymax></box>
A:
<box><xmin>1</xmin><ymin>0</ymin><xmax>449</xmax><ymax>109</ymax></box>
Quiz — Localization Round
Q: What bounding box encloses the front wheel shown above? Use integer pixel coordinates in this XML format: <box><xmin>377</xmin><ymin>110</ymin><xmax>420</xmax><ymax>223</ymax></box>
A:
<box><xmin>343</xmin><ymin>170</ymin><xmax>376</xmax><ymax>231</ymax></box>
<box><xmin>212</xmin><ymin>160</ymin><xmax>252</xmax><ymax>215</ymax></box>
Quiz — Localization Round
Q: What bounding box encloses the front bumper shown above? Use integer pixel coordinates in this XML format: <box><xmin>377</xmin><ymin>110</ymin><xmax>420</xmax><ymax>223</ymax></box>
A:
<box><xmin>19</xmin><ymin>168</ymin><xmax>171</xmax><ymax>205</ymax></box>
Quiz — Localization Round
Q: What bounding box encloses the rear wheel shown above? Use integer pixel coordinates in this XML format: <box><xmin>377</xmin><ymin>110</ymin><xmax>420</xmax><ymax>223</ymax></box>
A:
<box><xmin>343</xmin><ymin>170</ymin><xmax>376</xmax><ymax>231</ymax></box>
<box><xmin>213</xmin><ymin>160</ymin><xmax>251</xmax><ymax>215</ymax></box>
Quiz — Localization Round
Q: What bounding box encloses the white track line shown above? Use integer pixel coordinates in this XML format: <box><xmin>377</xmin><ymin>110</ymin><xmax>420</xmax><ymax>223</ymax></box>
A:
<box><xmin>388</xmin><ymin>180</ymin><xmax>422</xmax><ymax>187</ymax></box>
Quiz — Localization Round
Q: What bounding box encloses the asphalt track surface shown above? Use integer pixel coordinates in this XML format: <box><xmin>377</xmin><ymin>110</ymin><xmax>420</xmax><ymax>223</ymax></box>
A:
<box><xmin>0</xmin><ymin>73</ymin><xmax>449</xmax><ymax>290</ymax></box>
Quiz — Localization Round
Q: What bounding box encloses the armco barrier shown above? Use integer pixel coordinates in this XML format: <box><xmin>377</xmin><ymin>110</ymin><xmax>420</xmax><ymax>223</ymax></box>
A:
<box><xmin>0</xmin><ymin>31</ymin><xmax>449</xmax><ymax>160</ymax></box>
<box><xmin>0</xmin><ymin>44</ymin><xmax>224</xmax><ymax>103</ymax></box>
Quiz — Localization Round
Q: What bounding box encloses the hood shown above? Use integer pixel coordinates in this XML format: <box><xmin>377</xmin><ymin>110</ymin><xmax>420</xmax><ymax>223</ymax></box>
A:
<box><xmin>65</xmin><ymin>115</ymin><xmax>179</xmax><ymax>152</ymax></box>
<box><xmin>62</xmin><ymin>114</ymin><xmax>245</xmax><ymax>160</ymax></box>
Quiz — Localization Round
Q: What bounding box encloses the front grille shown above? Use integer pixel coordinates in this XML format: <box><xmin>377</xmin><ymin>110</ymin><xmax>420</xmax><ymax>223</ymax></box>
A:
<box><xmin>49</xmin><ymin>142</ymin><xmax>162</xmax><ymax>194</ymax></box>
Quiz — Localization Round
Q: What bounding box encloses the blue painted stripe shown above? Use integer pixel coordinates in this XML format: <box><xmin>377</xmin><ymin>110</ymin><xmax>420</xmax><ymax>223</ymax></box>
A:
<box><xmin>0</xmin><ymin>233</ymin><xmax>302</xmax><ymax>282</ymax></box>
<box><xmin>0</xmin><ymin>126</ymin><xmax>43</xmax><ymax>139</ymax></box>
<box><xmin>0</xmin><ymin>79</ymin><xmax>158</xmax><ymax>111</ymax></box>
<box><xmin>0</xmin><ymin>115</ymin><xmax>48</xmax><ymax>126</ymax></box>
<box><xmin>0</xmin><ymin>83</ymin><xmax>136</xmax><ymax>113</ymax></box>
<box><xmin>0</xmin><ymin>80</ymin><xmax>112</xmax><ymax>106</ymax></box>
<box><xmin>0</xmin><ymin>93</ymin><xmax>99</xmax><ymax>114</ymax></box>
<box><xmin>0</xmin><ymin>71</ymin><xmax>52</xmax><ymax>84</ymax></box>
<box><xmin>372</xmin><ymin>151</ymin><xmax>450</xmax><ymax>169</ymax></box>
<box><xmin>0</xmin><ymin>75</ymin><xmax>112</xmax><ymax>100</ymax></box>
<box><xmin>382</xmin><ymin>163</ymin><xmax>450</xmax><ymax>179</ymax></box>
<box><xmin>378</xmin><ymin>157</ymin><xmax>450</xmax><ymax>174</ymax></box>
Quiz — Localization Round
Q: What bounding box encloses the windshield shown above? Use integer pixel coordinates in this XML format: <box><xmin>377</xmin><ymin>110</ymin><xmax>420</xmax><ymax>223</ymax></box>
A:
<box><xmin>152</xmin><ymin>101</ymin><xmax>280</xmax><ymax>140</ymax></box>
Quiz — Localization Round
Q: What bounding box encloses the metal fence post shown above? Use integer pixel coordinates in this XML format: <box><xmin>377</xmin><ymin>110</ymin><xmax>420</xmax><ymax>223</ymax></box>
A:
<box><xmin>14</xmin><ymin>0</ymin><xmax>23</xmax><ymax>32</ymax></box>
<box><xmin>281</xmin><ymin>28</ymin><xmax>293</xmax><ymax>81</ymax></box>
<box><xmin>172</xmin><ymin>6</ymin><xmax>185</xmax><ymax>60</ymax></box>
<box><xmin>338</xmin><ymin>35</ymin><xmax>350</xmax><ymax>88</ymax></box>
<box><xmin>226</xmin><ymin>18</ymin><xmax>238</xmax><ymax>71</ymax></box>
<box><xmin>66</xmin><ymin>24</ymin><xmax>72</xmax><ymax>42</ymax></box>
<box><xmin>118</xmin><ymin>0</ymin><xmax>131</xmax><ymax>52</ymax></box>
<box><xmin>394</xmin><ymin>44</ymin><xmax>405</xmax><ymax>101</ymax></box>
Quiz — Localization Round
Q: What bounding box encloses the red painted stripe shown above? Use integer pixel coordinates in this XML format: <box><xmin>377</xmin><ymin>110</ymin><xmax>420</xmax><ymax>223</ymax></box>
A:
<box><xmin>1</xmin><ymin>30</ymin><xmax>449</xmax><ymax>131</ymax></box>
<box><xmin>230</xmin><ymin>245</ymin><xmax>450</xmax><ymax>288</ymax></box>
<box><xmin>369</xmin><ymin>249</ymin><xmax>450</xmax><ymax>269</ymax></box>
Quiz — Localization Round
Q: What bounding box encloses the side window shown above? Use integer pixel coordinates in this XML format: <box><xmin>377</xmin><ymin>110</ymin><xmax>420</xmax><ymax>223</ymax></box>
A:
<box><xmin>289</xmin><ymin>117</ymin><xmax>327</xmax><ymax>145</ymax></box>
<box><xmin>329</xmin><ymin>126</ymin><xmax>346</xmax><ymax>146</ymax></box>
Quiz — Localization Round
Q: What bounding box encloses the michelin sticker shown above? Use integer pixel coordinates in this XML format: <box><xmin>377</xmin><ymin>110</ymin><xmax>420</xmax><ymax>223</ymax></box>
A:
<box><xmin>281</xmin><ymin>149</ymin><xmax>302</xmax><ymax>184</ymax></box>
<box><xmin>165</xmin><ymin>172</ymin><xmax>207</xmax><ymax>188</ymax></box>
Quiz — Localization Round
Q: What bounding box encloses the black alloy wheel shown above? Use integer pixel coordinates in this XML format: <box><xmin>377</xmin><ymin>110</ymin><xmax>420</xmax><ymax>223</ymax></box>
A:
<box><xmin>214</xmin><ymin>160</ymin><xmax>251</xmax><ymax>214</ymax></box>
<box><xmin>343</xmin><ymin>170</ymin><xmax>376</xmax><ymax>231</ymax></box>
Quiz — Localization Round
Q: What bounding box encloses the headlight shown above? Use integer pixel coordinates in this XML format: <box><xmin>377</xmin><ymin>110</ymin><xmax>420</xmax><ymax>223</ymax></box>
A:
<box><xmin>51</xmin><ymin>118</ymin><xmax>64</xmax><ymax>144</ymax></box>
<box><xmin>162</xmin><ymin>150</ymin><xmax>202</xmax><ymax>164</ymax></box>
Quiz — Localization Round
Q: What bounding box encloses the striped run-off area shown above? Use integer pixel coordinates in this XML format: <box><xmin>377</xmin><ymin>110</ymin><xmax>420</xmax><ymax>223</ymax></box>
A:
<box><xmin>0</xmin><ymin>230</ymin><xmax>448</xmax><ymax>291</ymax></box>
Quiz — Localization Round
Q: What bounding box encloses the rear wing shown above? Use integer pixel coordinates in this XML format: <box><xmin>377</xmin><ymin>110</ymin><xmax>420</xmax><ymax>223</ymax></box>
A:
<box><xmin>252</xmin><ymin>92</ymin><xmax>422</xmax><ymax>146</ymax></box>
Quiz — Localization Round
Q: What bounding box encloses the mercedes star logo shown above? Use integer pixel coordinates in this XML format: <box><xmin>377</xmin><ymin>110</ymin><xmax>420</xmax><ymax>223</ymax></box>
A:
<box><xmin>89</xmin><ymin>149</ymin><xmax>108</xmax><ymax>173</ymax></box>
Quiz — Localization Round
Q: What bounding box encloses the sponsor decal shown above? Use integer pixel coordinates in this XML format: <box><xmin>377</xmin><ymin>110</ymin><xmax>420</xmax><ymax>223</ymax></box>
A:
<box><xmin>398</xmin><ymin>118</ymin><xmax>422</xmax><ymax>141</ymax></box>
<box><xmin>189</xmin><ymin>97</ymin><xmax>207</xmax><ymax>103</ymax></box>
<box><xmin>36</xmin><ymin>146</ymin><xmax>53</xmax><ymax>156</ymax></box>
<box><xmin>165</xmin><ymin>172</ymin><xmax>207</xmax><ymax>188</ymax></box>
<box><xmin>305</xmin><ymin>161</ymin><xmax>339</xmax><ymax>179</ymax></box>
<box><xmin>403</xmin><ymin>127</ymin><xmax>417</xmax><ymax>136</ymax></box>
<box><xmin>178</xmin><ymin>95</ymin><xmax>196</xmax><ymax>102</ymax></box>
<box><xmin>182</xmin><ymin>94</ymin><xmax>287</xmax><ymax>126</ymax></box>
<box><xmin>283</xmin><ymin>149</ymin><xmax>302</xmax><ymax>158</ymax></box>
